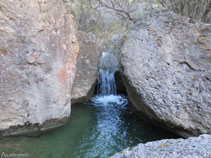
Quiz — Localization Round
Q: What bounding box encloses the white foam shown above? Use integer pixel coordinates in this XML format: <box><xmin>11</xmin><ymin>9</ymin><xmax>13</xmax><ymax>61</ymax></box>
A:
<box><xmin>91</xmin><ymin>95</ymin><xmax>128</xmax><ymax>107</ymax></box>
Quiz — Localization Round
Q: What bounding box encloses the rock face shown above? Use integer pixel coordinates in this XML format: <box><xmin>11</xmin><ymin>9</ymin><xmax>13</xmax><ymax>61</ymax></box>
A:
<box><xmin>120</xmin><ymin>11</ymin><xmax>211</xmax><ymax>137</ymax></box>
<box><xmin>112</xmin><ymin>134</ymin><xmax>211</xmax><ymax>158</ymax></box>
<box><xmin>71</xmin><ymin>31</ymin><xmax>101</xmax><ymax>103</ymax></box>
<box><xmin>0</xmin><ymin>0</ymin><xmax>79</xmax><ymax>136</ymax></box>
<box><xmin>100</xmin><ymin>52</ymin><xmax>119</xmax><ymax>73</ymax></box>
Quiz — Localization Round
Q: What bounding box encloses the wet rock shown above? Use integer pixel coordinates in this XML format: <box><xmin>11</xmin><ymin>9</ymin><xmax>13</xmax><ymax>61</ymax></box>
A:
<box><xmin>0</xmin><ymin>0</ymin><xmax>79</xmax><ymax>136</ymax></box>
<box><xmin>120</xmin><ymin>11</ymin><xmax>211</xmax><ymax>137</ymax></box>
<box><xmin>112</xmin><ymin>134</ymin><xmax>211</xmax><ymax>158</ymax></box>
<box><xmin>100</xmin><ymin>52</ymin><xmax>119</xmax><ymax>73</ymax></box>
<box><xmin>71</xmin><ymin>31</ymin><xmax>101</xmax><ymax>103</ymax></box>
<box><xmin>115</xmin><ymin>71</ymin><xmax>127</xmax><ymax>95</ymax></box>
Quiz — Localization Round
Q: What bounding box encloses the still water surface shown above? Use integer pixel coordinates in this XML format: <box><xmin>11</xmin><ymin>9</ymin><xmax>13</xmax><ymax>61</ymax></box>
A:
<box><xmin>0</xmin><ymin>96</ymin><xmax>178</xmax><ymax>158</ymax></box>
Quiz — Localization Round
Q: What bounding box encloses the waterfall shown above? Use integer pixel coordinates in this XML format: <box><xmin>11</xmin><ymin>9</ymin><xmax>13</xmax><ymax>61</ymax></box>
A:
<box><xmin>92</xmin><ymin>52</ymin><xmax>128</xmax><ymax>106</ymax></box>
<box><xmin>97</xmin><ymin>69</ymin><xmax>117</xmax><ymax>96</ymax></box>
<box><xmin>97</xmin><ymin>52</ymin><xmax>118</xmax><ymax>96</ymax></box>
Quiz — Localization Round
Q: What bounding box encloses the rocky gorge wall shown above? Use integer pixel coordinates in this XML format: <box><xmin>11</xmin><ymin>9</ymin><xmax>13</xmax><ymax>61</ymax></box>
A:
<box><xmin>0</xmin><ymin>0</ymin><xmax>79</xmax><ymax>136</ymax></box>
<box><xmin>71</xmin><ymin>31</ymin><xmax>101</xmax><ymax>103</ymax></box>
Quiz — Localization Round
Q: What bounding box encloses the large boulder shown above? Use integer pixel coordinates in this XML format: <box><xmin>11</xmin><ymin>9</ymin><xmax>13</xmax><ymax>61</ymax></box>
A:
<box><xmin>120</xmin><ymin>11</ymin><xmax>211</xmax><ymax>137</ymax></box>
<box><xmin>71</xmin><ymin>31</ymin><xmax>101</xmax><ymax>103</ymax></box>
<box><xmin>112</xmin><ymin>134</ymin><xmax>211</xmax><ymax>158</ymax></box>
<box><xmin>0</xmin><ymin>0</ymin><xmax>79</xmax><ymax>136</ymax></box>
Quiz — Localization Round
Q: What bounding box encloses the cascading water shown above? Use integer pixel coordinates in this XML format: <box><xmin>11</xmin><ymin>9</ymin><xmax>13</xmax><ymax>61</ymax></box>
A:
<box><xmin>97</xmin><ymin>51</ymin><xmax>118</xmax><ymax>96</ymax></box>
<box><xmin>97</xmin><ymin>69</ymin><xmax>117</xmax><ymax>96</ymax></box>
<box><xmin>92</xmin><ymin>52</ymin><xmax>128</xmax><ymax>106</ymax></box>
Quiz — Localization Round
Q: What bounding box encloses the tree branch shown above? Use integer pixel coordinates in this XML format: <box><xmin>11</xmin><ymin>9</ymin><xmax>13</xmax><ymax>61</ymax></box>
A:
<box><xmin>96</xmin><ymin>0</ymin><xmax>135</xmax><ymax>23</ymax></box>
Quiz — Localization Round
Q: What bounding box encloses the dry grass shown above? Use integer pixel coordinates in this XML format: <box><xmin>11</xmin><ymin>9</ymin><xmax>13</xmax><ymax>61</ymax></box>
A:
<box><xmin>158</xmin><ymin>0</ymin><xmax>211</xmax><ymax>23</ymax></box>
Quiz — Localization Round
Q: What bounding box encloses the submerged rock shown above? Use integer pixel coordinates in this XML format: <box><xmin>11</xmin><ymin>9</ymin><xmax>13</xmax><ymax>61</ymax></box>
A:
<box><xmin>71</xmin><ymin>31</ymin><xmax>101</xmax><ymax>103</ymax></box>
<box><xmin>0</xmin><ymin>0</ymin><xmax>79</xmax><ymax>136</ymax></box>
<box><xmin>111</xmin><ymin>134</ymin><xmax>211</xmax><ymax>158</ymax></box>
<box><xmin>120</xmin><ymin>11</ymin><xmax>211</xmax><ymax>137</ymax></box>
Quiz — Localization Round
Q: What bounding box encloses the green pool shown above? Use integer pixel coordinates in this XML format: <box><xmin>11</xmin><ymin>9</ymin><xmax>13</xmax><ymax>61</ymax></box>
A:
<box><xmin>0</xmin><ymin>98</ymin><xmax>178</xmax><ymax>158</ymax></box>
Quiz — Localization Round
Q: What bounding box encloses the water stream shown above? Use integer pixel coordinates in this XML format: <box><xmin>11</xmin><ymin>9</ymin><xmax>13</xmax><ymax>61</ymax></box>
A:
<box><xmin>0</xmin><ymin>52</ymin><xmax>178</xmax><ymax>158</ymax></box>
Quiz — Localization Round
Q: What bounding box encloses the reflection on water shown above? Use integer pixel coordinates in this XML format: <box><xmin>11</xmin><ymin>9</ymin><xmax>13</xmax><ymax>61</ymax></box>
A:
<box><xmin>0</xmin><ymin>97</ymin><xmax>178</xmax><ymax>158</ymax></box>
